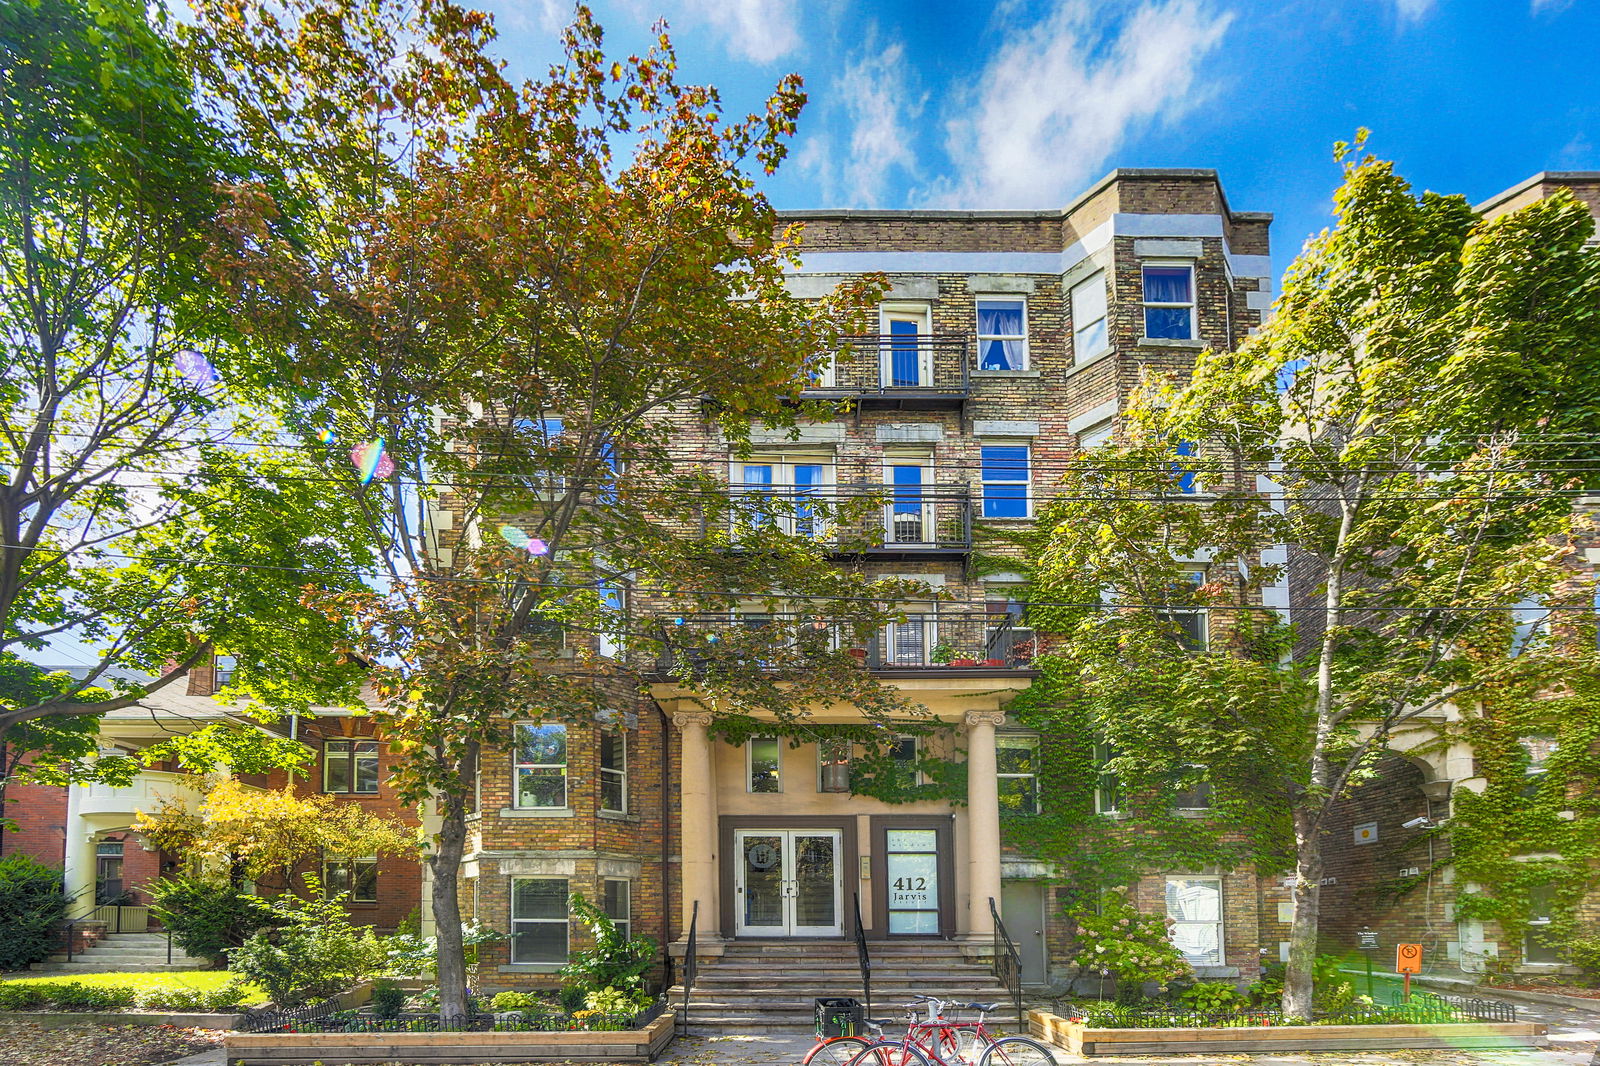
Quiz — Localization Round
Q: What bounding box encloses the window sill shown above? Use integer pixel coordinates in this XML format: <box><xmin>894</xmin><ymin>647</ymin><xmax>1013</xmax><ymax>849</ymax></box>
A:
<box><xmin>1138</xmin><ymin>336</ymin><xmax>1205</xmax><ymax>348</ymax></box>
<box><xmin>1064</xmin><ymin>349</ymin><xmax>1114</xmax><ymax>379</ymax></box>
<box><xmin>498</xmin><ymin>963</ymin><xmax>567</xmax><ymax>974</ymax></box>
<box><xmin>598</xmin><ymin>810</ymin><xmax>639</xmax><ymax>823</ymax></box>
<box><xmin>1174</xmin><ymin>808</ymin><xmax>1213</xmax><ymax>819</ymax></box>
<box><xmin>499</xmin><ymin>807</ymin><xmax>576</xmax><ymax>818</ymax></box>
<box><xmin>971</xmin><ymin>370</ymin><xmax>1040</xmax><ymax>379</ymax></box>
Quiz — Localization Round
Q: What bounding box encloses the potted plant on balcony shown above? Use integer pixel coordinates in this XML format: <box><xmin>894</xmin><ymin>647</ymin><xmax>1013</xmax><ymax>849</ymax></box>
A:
<box><xmin>947</xmin><ymin>645</ymin><xmax>979</xmax><ymax>668</ymax></box>
<box><xmin>930</xmin><ymin>641</ymin><xmax>956</xmax><ymax>665</ymax></box>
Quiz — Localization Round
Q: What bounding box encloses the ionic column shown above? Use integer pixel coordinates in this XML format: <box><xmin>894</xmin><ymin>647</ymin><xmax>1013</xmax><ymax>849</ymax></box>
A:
<box><xmin>673</xmin><ymin>711</ymin><xmax>721</xmax><ymax>939</ymax></box>
<box><xmin>62</xmin><ymin>785</ymin><xmax>96</xmax><ymax>918</ymax></box>
<box><xmin>965</xmin><ymin>710</ymin><xmax>1007</xmax><ymax>938</ymax></box>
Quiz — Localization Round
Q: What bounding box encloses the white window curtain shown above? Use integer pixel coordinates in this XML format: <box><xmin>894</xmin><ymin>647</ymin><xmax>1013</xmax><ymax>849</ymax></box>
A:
<box><xmin>1165</xmin><ymin>877</ymin><xmax>1223</xmax><ymax>964</ymax></box>
<box><xmin>976</xmin><ymin>299</ymin><xmax>1027</xmax><ymax>371</ymax></box>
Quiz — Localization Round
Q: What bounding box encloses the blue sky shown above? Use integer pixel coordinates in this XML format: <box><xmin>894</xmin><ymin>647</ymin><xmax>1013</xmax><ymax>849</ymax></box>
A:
<box><xmin>480</xmin><ymin>0</ymin><xmax>1600</xmax><ymax>274</ymax></box>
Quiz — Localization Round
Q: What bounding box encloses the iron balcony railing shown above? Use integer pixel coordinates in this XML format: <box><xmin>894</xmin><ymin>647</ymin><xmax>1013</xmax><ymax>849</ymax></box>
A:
<box><xmin>654</xmin><ymin>611</ymin><xmax>1036</xmax><ymax>676</ymax></box>
<box><xmin>726</xmin><ymin>483</ymin><xmax>974</xmax><ymax>555</ymax></box>
<box><xmin>805</xmin><ymin>333</ymin><xmax>971</xmax><ymax>401</ymax></box>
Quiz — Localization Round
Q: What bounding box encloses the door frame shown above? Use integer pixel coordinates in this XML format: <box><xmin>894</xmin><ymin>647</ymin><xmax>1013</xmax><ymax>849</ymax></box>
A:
<box><xmin>731</xmin><ymin>828</ymin><xmax>845</xmax><ymax>937</ymax></box>
<box><xmin>719</xmin><ymin>816</ymin><xmax>858</xmax><ymax>938</ymax></box>
<box><xmin>869</xmin><ymin>815</ymin><xmax>957</xmax><ymax>938</ymax></box>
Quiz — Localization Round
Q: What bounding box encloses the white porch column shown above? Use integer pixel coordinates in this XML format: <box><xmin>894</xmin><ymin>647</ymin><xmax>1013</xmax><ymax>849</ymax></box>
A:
<box><xmin>673</xmin><ymin>711</ymin><xmax>721</xmax><ymax>940</ymax></box>
<box><xmin>964</xmin><ymin>710</ymin><xmax>1006</xmax><ymax>939</ymax></box>
<box><xmin>62</xmin><ymin>785</ymin><xmax>96</xmax><ymax>917</ymax></box>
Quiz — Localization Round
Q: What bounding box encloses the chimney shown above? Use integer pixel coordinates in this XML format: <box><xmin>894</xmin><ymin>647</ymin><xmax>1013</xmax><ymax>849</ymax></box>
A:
<box><xmin>185</xmin><ymin>650</ymin><xmax>216</xmax><ymax>697</ymax></box>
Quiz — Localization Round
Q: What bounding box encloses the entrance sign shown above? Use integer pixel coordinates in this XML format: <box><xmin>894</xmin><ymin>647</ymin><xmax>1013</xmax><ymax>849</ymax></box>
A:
<box><xmin>746</xmin><ymin>843</ymin><xmax>779</xmax><ymax>870</ymax></box>
<box><xmin>885</xmin><ymin>829</ymin><xmax>940</xmax><ymax>934</ymax></box>
<box><xmin>1395</xmin><ymin>943</ymin><xmax>1422</xmax><ymax>973</ymax></box>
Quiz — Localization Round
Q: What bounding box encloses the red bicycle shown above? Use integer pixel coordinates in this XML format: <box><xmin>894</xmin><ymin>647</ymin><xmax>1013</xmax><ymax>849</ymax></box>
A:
<box><xmin>845</xmin><ymin>996</ymin><xmax>1056</xmax><ymax>1066</ymax></box>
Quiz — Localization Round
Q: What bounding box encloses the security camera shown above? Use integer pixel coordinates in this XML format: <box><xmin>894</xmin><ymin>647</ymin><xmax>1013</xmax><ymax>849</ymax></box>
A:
<box><xmin>1402</xmin><ymin>817</ymin><xmax>1433</xmax><ymax>830</ymax></box>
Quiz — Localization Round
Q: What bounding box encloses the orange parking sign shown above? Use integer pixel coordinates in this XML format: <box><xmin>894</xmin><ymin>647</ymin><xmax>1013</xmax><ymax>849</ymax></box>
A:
<box><xmin>1396</xmin><ymin>943</ymin><xmax>1423</xmax><ymax>973</ymax></box>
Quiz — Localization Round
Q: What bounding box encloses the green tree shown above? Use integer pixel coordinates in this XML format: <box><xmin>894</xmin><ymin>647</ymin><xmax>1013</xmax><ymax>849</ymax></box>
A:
<box><xmin>0</xmin><ymin>0</ymin><xmax>375</xmax><ymax>763</ymax></box>
<box><xmin>1023</xmin><ymin>143</ymin><xmax>1600</xmax><ymax>1017</ymax></box>
<box><xmin>189</xmin><ymin>0</ymin><xmax>914</xmax><ymax>1019</ymax></box>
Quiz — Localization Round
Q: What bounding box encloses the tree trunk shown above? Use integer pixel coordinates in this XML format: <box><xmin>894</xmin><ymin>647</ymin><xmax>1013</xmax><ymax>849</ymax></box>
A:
<box><xmin>1283</xmin><ymin>803</ymin><xmax>1324</xmax><ymax>1019</ymax></box>
<box><xmin>430</xmin><ymin>787</ymin><xmax>470</xmax><ymax>1021</ymax></box>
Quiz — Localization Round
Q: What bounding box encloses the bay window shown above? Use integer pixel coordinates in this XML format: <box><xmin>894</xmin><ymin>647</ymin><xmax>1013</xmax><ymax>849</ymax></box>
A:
<box><xmin>510</xmin><ymin>878</ymin><xmax>569</xmax><ymax>964</ymax></box>
<box><xmin>600</xmin><ymin>731</ymin><xmax>627</xmax><ymax>814</ymax></box>
<box><xmin>514</xmin><ymin>723</ymin><xmax>568</xmax><ymax>808</ymax></box>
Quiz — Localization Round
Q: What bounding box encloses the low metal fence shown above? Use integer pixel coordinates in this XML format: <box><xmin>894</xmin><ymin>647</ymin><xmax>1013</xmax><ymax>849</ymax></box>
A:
<box><xmin>242</xmin><ymin>999</ymin><xmax>666</xmax><ymax>1034</ymax></box>
<box><xmin>1065</xmin><ymin>996</ymin><xmax>1516</xmax><ymax>1029</ymax></box>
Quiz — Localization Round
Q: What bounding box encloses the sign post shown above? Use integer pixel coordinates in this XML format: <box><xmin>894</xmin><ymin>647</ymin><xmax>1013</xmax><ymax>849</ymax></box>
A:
<box><xmin>1395</xmin><ymin>943</ymin><xmax>1423</xmax><ymax>1002</ymax></box>
<box><xmin>1358</xmin><ymin>928</ymin><xmax>1379</xmax><ymax>998</ymax></box>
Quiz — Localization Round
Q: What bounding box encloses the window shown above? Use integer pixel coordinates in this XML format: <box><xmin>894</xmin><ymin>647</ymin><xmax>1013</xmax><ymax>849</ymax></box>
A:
<box><xmin>882</xmin><ymin>614</ymin><xmax>932</xmax><ymax>665</ymax></box>
<box><xmin>215</xmin><ymin>654</ymin><xmax>237</xmax><ymax>686</ymax></box>
<box><xmin>514</xmin><ymin>723</ymin><xmax>568</xmax><ymax>808</ymax></box>
<box><xmin>735</xmin><ymin>457</ymin><xmax>832</xmax><ymax>537</ymax></box>
<box><xmin>1094</xmin><ymin>743</ymin><xmax>1121</xmax><ymax>815</ymax></box>
<box><xmin>1071</xmin><ymin>271</ymin><xmax>1109</xmax><ymax>363</ymax></box>
<box><xmin>324</xmin><ymin>739</ymin><xmax>379</xmax><ymax>794</ymax></box>
<box><xmin>976</xmin><ymin>298</ymin><xmax>1027</xmax><ymax>371</ymax></box>
<box><xmin>748</xmin><ymin>737</ymin><xmax>782</xmax><ymax>793</ymax></box>
<box><xmin>597</xmin><ymin>578</ymin><xmax>624</xmax><ymax>658</ymax></box>
<box><xmin>604</xmin><ymin>879</ymin><xmax>632</xmax><ymax>941</ymax></box>
<box><xmin>885</xmin><ymin>458</ymin><xmax>931</xmax><ymax>544</ymax></box>
<box><xmin>985</xmin><ymin>589</ymin><xmax>1033</xmax><ymax>662</ymax></box>
<box><xmin>997</xmin><ymin>735</ymin><xmax>1040</xmax><ymax>815</ymax></box>
<box><xmin>1521</xmin><ymin>736</ymin><xmax>1558</xmax><ymax>800</ymax></box>
<box><xmin>891</xmin><ymin>734</ymin><xmax>920</xmax><ymax>784</ymax></box>
<box><xmin>1525</xmin><ymin>883</ymin><xmax>1560</xmax><ymax>964</ymax></box>
<box><xmin>818</xmin><ymin>737</ymin><xmax>852</xmax><ymax>793</ymax></box>
<box><xmin>323</xmin><ymin>856</ymin><xmax>378</xmax><ymax>903</ymax></box>
<box><xmin>94</xmin><ymin>841</ymin><xmax>124</xmax><ymax>904</ymax></box>
<box><xmin>1165</xmin><ymin>876</ymin><xmax>1223</xmax><ymax>964</ymax></box>
<box><xmin>600</xmin><ymin>731</ymin><xmax>627</xmax><ymax>813</ymax></box>
<box><xmin>510</xmin><ymin>878</ymin><xmax>569</xmax><ymax>964</ymax></box>
<box><xmin>981</xmin><ymin>445</ymin><xmax>1030</xmax><ymax>519</ymax></box>
<box><xmin>1171</xmin><ymin>440</ymin><xmax>1200</xmax><ymax>494</ymax></box>
<box><xmin>1078</xmin><ymin>419</ymin><xmax>1113</xmax><ymax>451</ymax></box>
<box><xmin>1162</xmin><ymin>568</ymin><xmax>1208</xmax><ymax>651</ymax></box>
<box><xmin>1172</xmin><ymin>765</ymin><xmax>1213</xmax><ymax>810</ymax></box>
<box><xmin>1142</xmin><ymin>264</ymin><xmax>1195</xmax><ymax>340</ymax></box>
<box><xmin>514</xmin><ymin>416</ymin><xmax>566</xmax><ymax>496</ymax></box>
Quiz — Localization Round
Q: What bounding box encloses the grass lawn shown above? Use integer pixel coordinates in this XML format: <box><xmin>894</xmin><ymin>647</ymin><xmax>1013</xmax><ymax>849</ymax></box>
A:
<box><xmin>0</xmin><ymin>970</ymin><xmax>268</xmax><ymax>1009</ymax></box>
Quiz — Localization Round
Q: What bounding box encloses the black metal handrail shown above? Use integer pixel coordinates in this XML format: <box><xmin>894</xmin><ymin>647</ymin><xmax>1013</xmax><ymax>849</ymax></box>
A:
<box><xmin>852</xmin><ymin>891</ymin><xmax>871</xmax><ymax>1022</ymax></box>
<box><xmin>679</xmin><ymin>900</ymin><xmax>698</xmax><ymax>1035</ymax></box>
<box><xmin>989</xmin><ymin>897</ymin><xmax>1023</xmax><ymax>1026</ymax></box>
<box><xmin>807</xmin><ymin>333</ymin><xmax>971</xmax><ymax>398</ymax></box>
<box><xmin>62</xmin><ymin>918</ymin><xmax>80</xmax><ymax>963</ymax></box>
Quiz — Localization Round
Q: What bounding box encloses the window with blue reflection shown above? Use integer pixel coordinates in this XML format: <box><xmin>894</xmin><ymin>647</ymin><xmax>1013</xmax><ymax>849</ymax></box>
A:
<box><xmin>981</xmin><ymin>445</ymin><xmax>1030</xmax><ymax>518</ymax></box>
<box><xmin>1143</xmin><ymin>265</ymin><xmax>1194</xmax><ymax>340</ymax></box>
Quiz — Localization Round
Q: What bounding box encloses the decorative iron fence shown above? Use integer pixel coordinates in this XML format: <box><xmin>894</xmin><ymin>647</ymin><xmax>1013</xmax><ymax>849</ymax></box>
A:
<box><xmin>807</xmin><ymin>334</ymin><xmax>971</xmax><ymax>398</ymax></box>
<box><xmin>720</xmin><ymin>483</ymin><xmax>974</xmax><ymax>555</ymax></box>
<box><xmin>1066</xmin><ymin>996</ymin><xmax>1517</xmax><ymax>1029</ymax></box>
<box><xmin>242</xmin><ymin>1000</ymin><xmax>667</xmax><ymax>1035</ymax></box>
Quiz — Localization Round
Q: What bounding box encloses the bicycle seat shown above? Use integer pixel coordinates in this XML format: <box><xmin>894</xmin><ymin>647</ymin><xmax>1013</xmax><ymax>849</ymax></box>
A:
<box><xmin>865</xmin><ymin>1019</ymin><xmax>893</xmax><ymax>1028</ymax></box>
<box><xmin>965</xmin><ymin>1002</ymin><xmax>1000</xmax><ymax>1011</ymax></box>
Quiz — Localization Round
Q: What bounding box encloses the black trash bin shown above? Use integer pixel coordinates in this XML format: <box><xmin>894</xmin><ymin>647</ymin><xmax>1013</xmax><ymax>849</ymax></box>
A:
<box><xmin>814</xmin><ymin>997</ymin><xmax>864</xmax><ymax>1038</ymax></box>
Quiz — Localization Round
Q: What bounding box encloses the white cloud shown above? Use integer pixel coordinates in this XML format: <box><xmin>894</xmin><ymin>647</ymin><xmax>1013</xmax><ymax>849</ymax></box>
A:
<box><xmin>928</xmin><ymin>0</ymin><xmax>1233</xmax><ymax>209</ymax></box>
<box><xmin>1390</xmin><ymin>0</ymin><xmax>1436</xmax><ymax>22</ymax></box>
<box><xmin>665</xmin><ymin>0</ymin><xmax>802</xmax><ymax>63</ymax></box>
<box><xmin>797</xmin><ymin>35</ymin><xmax>925</xmax><ymax>207</ymax></box>
<box><xmin>1530</xmin><ymin>0</ymin><xmax>1576</xmax><ymax>14</ymax></box>
<box><xmin>492</xmin><ymin>0</ymin><xmax>570</xmax><ymax>35</ymax></box>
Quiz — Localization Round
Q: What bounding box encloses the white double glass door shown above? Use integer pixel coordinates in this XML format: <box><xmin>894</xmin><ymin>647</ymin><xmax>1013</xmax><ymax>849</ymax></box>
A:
<box><xmin>734</xmin><ymin>829</ymin><xmax>844</xmax><ymax>937</ymax></box>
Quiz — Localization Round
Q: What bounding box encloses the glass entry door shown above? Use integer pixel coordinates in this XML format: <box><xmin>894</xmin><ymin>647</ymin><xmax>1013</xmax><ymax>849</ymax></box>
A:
<box><xmin>734</xmin><ymin>829</ymin><xmax>843</xmax><ymax>937</ymax></box>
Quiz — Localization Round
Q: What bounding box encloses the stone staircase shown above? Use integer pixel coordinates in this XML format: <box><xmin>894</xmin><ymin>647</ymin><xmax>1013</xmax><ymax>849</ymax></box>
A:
<box><xmin>667</xmin><ymin>939</ymin><xmax>1016</xmax><ymax>1035</ymax></box>
<box><xmin>32</xmin><ymin>932</ymin><xmax>209</xmax><ymax>973</ymax></box>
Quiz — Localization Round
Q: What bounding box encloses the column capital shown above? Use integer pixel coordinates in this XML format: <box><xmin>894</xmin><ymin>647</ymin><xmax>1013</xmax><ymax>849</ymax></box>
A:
<box><xmin>671</xmin><ymin>710</ymin><xmax>715</xmax><ymax>731</ymax></box>
<box><xmin>964</xmin><ymin>710</ymin><xmax>1007</xmax><ymax>729</ymax></box>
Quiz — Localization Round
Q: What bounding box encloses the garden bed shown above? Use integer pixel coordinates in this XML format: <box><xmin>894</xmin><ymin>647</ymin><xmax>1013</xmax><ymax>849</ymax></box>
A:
<box><xmin>225</xmin><ymin>1000</ymin><xmax>674</xmax><ymax>1065</ymax></box>
<box><xmin>1029</xmin><ymin>1007</ymin><xmax>1549</xmax><ymax>1057</ymax></box>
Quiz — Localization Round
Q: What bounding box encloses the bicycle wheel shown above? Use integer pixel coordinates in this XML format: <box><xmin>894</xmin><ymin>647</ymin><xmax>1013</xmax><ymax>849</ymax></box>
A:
<box><xmin>940</xmin><ymin>1026</ymin><xmax>990</xmax><ymax>1065</ymax></box>
<box><xmin>976</xmin><ymin>1036</ymin><xmax>1057</xmax><ymax>1066</ymax></box>
<box><xmin>848</xmin><ymin>1041</ymin><xmax>932</xmax><ymax>1066</ymax></box>
<box><xmin>804</xmin><ymin>1036</ymin><xmax>873</xmax><ymax>1066</ymax></box>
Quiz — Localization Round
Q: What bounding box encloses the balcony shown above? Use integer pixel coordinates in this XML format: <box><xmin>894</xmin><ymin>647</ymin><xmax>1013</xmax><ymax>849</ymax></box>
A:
<box><xmin>652</xmin><ymin>611</ymin><xmax>1036</xmax><ymax>680</ymax></box>
<box><xmin>802</xmin><ymin>333</ymin><xmax>971</xmax><ymax>409</ymax></box>
<box><xmin>77</xmin><ymin>770</ymin><xmax>206</xmax><ymax>819</ymax></box>
<box><xmin>726</xmin><ymin>483</ymin><xmax>973</xmax><ymax>558</ymax></box>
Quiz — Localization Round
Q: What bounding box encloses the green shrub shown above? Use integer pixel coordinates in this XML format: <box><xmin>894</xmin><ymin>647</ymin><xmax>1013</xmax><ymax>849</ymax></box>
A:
<box><xmin>230</xmin><ymin>880</ymin><xmax>387</xmax><ymax>1007</ymax></box>
<box><xmin>1179</xmin><ymin>980</ymin><xmax>1247</xmax><ymax>1014</ymax></box>
<box><xmin>46</xmin><ymin>981</ymin><xmax>137</xmax><ymax>1010</ymax></box>
<box><xmin>559</xmin><ymin>893</ymin><xmax>657</xmax><ymax>999</ymax></box>
<box><xmin>371</xmin><ymin>980</ymin><xmax>406</xmax><ymax>1019</ymax></box>
<box><xmin>1567</xmin><ymin>934</ymin><xmax>1600</xmax><ymax>988</ymax></box>
<box><xmin>149</xmin><ymin>874</ymin><xmax>277</xmax><ymax>966</ymax></box>
<box><xmin>0</xmin><ymin>984</ymin><xmax>46</xmax><ymax>1010</ymax></box>
<box><xmin>557</xmin><ymin>982</ymin><xmax>588</xmax><ymax>1015</ymax></box>
<box><xmin>584</xmin><ymin>986</ymin><xmax>650</xmax><ymax>1014</ymax></box>
<box><xmin>490</xmin><ymin>990</ymin><xmax>537</xmax><ymax>1011</ymax></box>
<box><xmin>0</xmin><ymin>854</ymin><xmax>68</xmax><ymax>971</ymax></box>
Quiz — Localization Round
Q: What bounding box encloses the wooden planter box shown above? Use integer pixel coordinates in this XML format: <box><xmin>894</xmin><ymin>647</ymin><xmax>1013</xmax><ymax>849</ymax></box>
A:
<box><xmin>1028</xmin><ymin>1009</ymin><xmax>1548</xmax><ymax>1057</ymax></box>
<box><xmin>224</xmin><ymin>1009</ymin><xmax>676</xmax><ymax>1065</ymax></box>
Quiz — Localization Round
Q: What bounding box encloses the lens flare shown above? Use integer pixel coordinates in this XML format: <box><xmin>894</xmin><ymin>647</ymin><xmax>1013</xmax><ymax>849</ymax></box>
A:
<box><xmin>526</xmin><ymin>538</ymin><xmax>550</xmax><ymax>556</ymax></box>
<box><xmin>498</xmin><ymin>525</ymin><xmax>529</xmax><ymax>549</ymax></box>
<box><xmin>173</xmin><ymin>350</ymin><xmax>217</xmax><ymax>388</ymax></box>
<box><xmin>317</xmin><ymin>427</ymin><xmax>336</xmax><ymax>444</ymax></box>
<box><xmin>350</xmin><ymin>440</ymin><xmax>394</xmax><ymax>484</ymax></box>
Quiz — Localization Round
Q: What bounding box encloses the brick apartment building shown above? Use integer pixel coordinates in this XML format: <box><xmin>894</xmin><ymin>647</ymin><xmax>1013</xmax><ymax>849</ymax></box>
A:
<box><xmin>8</xmin><ymin>167</ymin><xmax>1595</xmax><ymax>997</ymax></box>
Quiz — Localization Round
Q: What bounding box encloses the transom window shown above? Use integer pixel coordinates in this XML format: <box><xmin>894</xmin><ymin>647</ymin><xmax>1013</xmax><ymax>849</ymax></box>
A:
<box><xmin>1143</xmin><ymin>264</ymin><xmax>1195</xmax><ymax>340</ymax></box>
<box><xmin>1071</xmin><ymin>271</ymin><xmax>1109</xmax><ymax>363</ymax></box>
<box><xmin>600</xmin><ymin>731</ymin><xmax>627</xmax><ymax>814</ymax></box>
<box><xmin>981</xmin><ymin>445</ymin><xmax>1030</xmax><ymax>519</ymax></box>
<box><xmin>997</xmin><ymin>735</ymin><xmax>1040</xmax><ymax>815</ymax></box>
<box><xmin>510</xmin><ymin>878</ymin><xmax>569</xmax><ymax>963</ymax></box>
<box><xmin>514</xmin><ymin>723</ymin><xmax>568</xmax><ymax>809</ymax></box>
<box><xmin>323</xmin><ymin>856</ymin><xmax>378</xmax><ymax>903</ymax></box>
<box><xmin>748</xmin><ymin>737</ymin><xmax>782</xmax><ymax>793</ymax></box>
<box><xmin>976</xmin><ymin>298</ymin><xmax>1027</xmax><ymax>371</ymax></box>
<box><xmin>323</xmin><ymin>739</ymin><xmax>379</xmax><ymax>794</ymax></box>
<box><xmin>1165</xmin><ymin>876</ymin><xmax>1223</xmax><ymax>964</ymax></box>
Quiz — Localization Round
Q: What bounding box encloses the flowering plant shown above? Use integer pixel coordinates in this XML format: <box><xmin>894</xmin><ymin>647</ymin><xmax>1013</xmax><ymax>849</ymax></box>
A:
<box><xmin>1069</xmin><ymin>887</ymin><xmax>1193</xmax><ymax>992</ymax></box>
